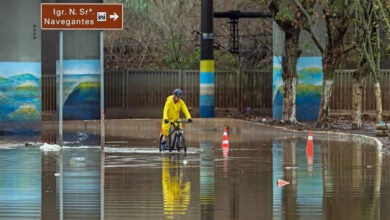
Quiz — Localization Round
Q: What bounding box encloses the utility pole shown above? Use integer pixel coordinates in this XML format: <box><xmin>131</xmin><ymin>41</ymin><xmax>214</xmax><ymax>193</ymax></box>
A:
<box><xmin>199</xmin><ymin>0</ymin><xmax>215</xmax><ymax>117</ymax></box>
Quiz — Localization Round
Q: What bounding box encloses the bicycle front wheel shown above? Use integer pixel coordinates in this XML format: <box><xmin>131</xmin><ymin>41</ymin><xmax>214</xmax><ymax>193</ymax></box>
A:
<box><xmin>179</xmin><ymin>135</ymin><xmax>187</xmax><ymax>153</ymax></box>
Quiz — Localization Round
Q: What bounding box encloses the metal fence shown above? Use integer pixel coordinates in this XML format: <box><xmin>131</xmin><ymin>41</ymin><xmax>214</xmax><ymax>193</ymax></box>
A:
<box><xmin>41</xmin><ymin>69</ymin><xmax>390</xmax><ymax>119</ymax></box>
<box><xmin>103</xmin><ymin>70</ymin><xmax>273</xmax><ymax>117</ymax></box>
<box><xmin>332</xmin><ymin>69</ymin><xmax>390</xmax><ymax>112</ymax></box>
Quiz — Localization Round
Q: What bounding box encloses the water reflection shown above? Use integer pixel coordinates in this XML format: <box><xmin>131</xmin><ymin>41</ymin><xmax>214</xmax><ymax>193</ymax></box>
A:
<box><xmin>200</xmin><ymin>141</ymin><xmax>215</xmax><ymax>220</ymax></box>
<box><xmin>0</xmin><ymin>146</ymin><xmax>102</xmax><ymax>220</ymax></box>
<box><xmin>273</xmin><ymin>139</ymin><xmax>323</xmax><ymax>219</ymax></box>
<box><xmin>42</xmin><ymin>150</ymin><xmax>59</xmax><ymax>219</ymax></box>
<box><xmin>0</xmin><ymin>147</ymin><xmax>41</xmax><ymax>219</ymax></box>
<box><xmin>1</xmin><ymin>132</ymin><xmax>390</xmax><ymax>219</ymax></box>
<box><xmin>322</xmin><ymin>140</ymin><xmax>382</xmax><ymax>220</ymax></box>
<box><xmin>61</xmin><ymin>148</ymin><xmax>101</xmax><ymax>219</ymax></box>
<box><xmin>162</xmin><ymin>154</ymin><xmax>191</xmax><ymax>218</ymax></box>
<box><xmin>272</xmin><ymin>139</ymin><xmax>384</xmax><ymax>219</ymax></box>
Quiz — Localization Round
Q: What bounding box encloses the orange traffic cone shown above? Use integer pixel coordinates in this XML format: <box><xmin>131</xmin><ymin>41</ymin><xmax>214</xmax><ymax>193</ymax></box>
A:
<box><xmin>277</xmin><ymin>179</ymin><xmax>290</xmax><ymax>187</ymax></box>
<box><xmin>222</xmin><ymin>127</ymin><xmax>229</xmax><ymax>148</ymax></box>
<box><xmin>306</xmin><ymin>131</ymin><xmax>314</xmax><ymax>160</ymax></box>
<box><xmin>222</xmin><ymin>127</ymin><xmax>230</xmax><ymax>157</ymax></box>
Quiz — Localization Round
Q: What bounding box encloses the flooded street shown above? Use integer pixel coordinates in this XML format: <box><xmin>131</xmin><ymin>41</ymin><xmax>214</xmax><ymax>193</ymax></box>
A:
<box><xmin>1</xmin><ymin>120</ymin><xmax>390</xmax><ymax>219</ymax></box>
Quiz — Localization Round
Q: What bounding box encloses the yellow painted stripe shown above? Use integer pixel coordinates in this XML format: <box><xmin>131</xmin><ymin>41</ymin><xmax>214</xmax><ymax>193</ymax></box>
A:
<box><xmin>200</xmin><ymin>60</ymin><xmax>215</xmax><ymax>72</ymax></box>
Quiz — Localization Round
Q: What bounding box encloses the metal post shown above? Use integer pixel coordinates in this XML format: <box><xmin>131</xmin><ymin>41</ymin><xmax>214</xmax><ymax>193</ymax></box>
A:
<box><xmin>100</xmin><ymin>150</ymin><xmax>105</xmax><ymax>220</ymax></box>
<box><xmin>200</xmin><ymin>0</ymin><xmax>215</xmax><ymax>117</ymax></box>
<box><xmin>99</xmin><ymin>30</ymin><xmax>105</xmax><ymax>220</ymax></box>
<box><xmin>59</xmin><ymin>31</ymin><xmax>63</xmax><ymax>146</ymax></box>
<box><xmin>100</xmin><ymin>31</ymin><xmax>105</xmax><ymax>148</ymax></box>
<box><xmin>59</xmin><ymin>151</ymin><xmax>63</xmax><ymax>220</ymax></box>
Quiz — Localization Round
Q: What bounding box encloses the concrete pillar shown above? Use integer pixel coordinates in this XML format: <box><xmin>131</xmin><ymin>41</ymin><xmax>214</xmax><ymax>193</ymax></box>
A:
<box><xmin>199</xmin><ymin>0</ymin><xmax>215</xmax><ymax>118</ymax></box>
<box><xmin>56</xmin><ymin>0</ymin><xmax>102</xmax><ymax>120</ymax></box>
<box><xmin>0</xmin><ymin>0</ymin><xmax>41</xmax><ymax>132</ymax></box>
<box><xmin>272</xmin><ymin>17</ymin><xmax>325</xmax><ymax>121</ymax></box>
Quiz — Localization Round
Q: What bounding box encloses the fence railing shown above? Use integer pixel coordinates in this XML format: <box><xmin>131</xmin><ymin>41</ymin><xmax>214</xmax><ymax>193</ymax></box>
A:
<box><xmin>332</xmin><ymin>69</ymin><xmax>390</xmax><ymax>112</ymax></box>
<box><xmin>106</xmin><ymin>70</ymin><xmax>273</xmax><ymax>116</ymax></box>
<box><xmin>41</xmin><ymin>69</ymin><xmax>390</xmax><ymax>119</ymax></box>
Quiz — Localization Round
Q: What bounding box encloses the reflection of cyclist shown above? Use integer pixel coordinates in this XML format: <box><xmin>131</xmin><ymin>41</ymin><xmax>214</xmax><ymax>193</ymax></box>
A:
<box><xmin>162</xmin><ymin>155</ymin><xmax>191</xmax><ymax>218</ymax></box>
<box><xmin>160</xmin><ymin>89</ymin><xmax>192</xmax><ymax>148</ymax></box>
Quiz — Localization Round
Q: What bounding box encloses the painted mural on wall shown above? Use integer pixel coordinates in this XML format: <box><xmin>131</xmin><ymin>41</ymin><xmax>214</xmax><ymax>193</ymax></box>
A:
<box><xmin>60</xmin><ymin>59</ymin><xmax>100</xmax><ymax>120</ymax></box>
<box><xmin>273</xmin><ymin>56</ymin><xmax>323</xmax><ymax>121</ymax></box>
<box><xmin>0</xmin><ymin>62</ymin><xmax>41</xmax><ymax>123</ymax></box>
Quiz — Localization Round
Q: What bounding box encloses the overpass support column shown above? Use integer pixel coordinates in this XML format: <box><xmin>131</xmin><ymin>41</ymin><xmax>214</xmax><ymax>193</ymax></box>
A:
<box><xmin>199</xmin><ymin>0</ymin><xmax>215</xmax><ymax>117</ymax></box>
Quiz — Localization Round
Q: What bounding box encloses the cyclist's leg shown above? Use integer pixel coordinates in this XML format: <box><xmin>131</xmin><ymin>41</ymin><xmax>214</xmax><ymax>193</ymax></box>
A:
<box><xmin>160</xmin><ymin>123</ymin><xmax>170</xmax><ymax>151</ymax></box>
<box><xmin>161</xmin><ymin>123</ymin><xmax>170</xmax><ymax>143</ymax></box>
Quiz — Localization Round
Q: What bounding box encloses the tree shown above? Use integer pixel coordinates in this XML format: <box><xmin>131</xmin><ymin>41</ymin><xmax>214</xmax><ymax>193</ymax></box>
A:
<box><xmin>374</xmin><ymin>0</ymin><xmax>390</xmax><ymax>54</ymax></box>
<box><xmin>105</xmin><ymin>0</ymin><xmax>272</xmax><ymax>70</ymax></box>
<box><xmin>353</xmin><ymin>0</ymin><xmax>383</xmax><ymax>127</ymax></box>
<box><xmin>292</xmin><ymin>0</ymin><xmax>354</xmax><ymax>128</ymax></box>
<box><xmin>268</xmin><ymin>0</ymin><xmax>316</xmax><ymax>123</ymax></box>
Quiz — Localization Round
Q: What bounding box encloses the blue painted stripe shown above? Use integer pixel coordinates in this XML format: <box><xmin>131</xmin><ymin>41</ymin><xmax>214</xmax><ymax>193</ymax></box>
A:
<box><xmin>199</xmin><ymin>106</ymin><xmax>215</xmax><ymax>117</ymax></box>
<box><xmin>200</xmin><ymin>72</ymin><xmax>215</xmax><ymax>84</ymax></box>
<box><xmin>200</xmin><ymin>95</ymin><xmax>214</xmax><ymax>106</ymax></box>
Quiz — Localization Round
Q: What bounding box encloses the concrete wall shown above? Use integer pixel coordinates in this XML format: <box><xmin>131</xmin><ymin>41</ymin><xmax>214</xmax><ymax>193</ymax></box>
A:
<box><xmin>272</xmin><ymin>13</ymin><xmax>325</xmax><ymax>121</ymax></box>
<box><xmin>0</xmin><ymin>0</ymin><xmax>41</xmax><ymax>62</ymax></box>
<box><xmin>0</xmin><ymin>0</ymin><xmax>103</xmax><ymax>133</ymax></box>
<box><xmin>54</xmin><ymin>0</ymin><xmax>102</xmax><ymax>120</ymax></box>
<box><xmin>0</xmin><ymin>0</ymin><xmax>42</xmax><ymax>132</ymax></box>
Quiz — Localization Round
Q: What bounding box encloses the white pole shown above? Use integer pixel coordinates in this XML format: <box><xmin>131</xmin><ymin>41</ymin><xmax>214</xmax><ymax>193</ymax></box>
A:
<box><xmin>100</xmin><ymin>31</ymin><xmax>105</xmax><ymax>147</ymax></box>
<box><xmin>58</xmin><ymin>30</ymin><xmax>64</xmax><ymax>220</ymax></box>
<box><xmin>59</xmin><ymin>31</ymin><xmax>63</xmax><ymax>146</ymax></box>
<box><xmin>100</xmin><ymin>30</ymin><xmax>105</xmax><ymax>220</ymax></box>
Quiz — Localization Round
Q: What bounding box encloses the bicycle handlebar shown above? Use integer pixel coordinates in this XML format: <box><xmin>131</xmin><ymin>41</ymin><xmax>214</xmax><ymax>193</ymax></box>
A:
<box><xmin>169</xmin><ymin>120</ymin><xmax>192</xmax><ymax>125</ymax></box>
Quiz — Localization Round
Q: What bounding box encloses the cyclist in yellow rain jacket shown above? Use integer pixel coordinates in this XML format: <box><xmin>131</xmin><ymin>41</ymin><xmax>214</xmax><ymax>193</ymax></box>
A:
<box><xmin>161</xmin><ymin>89</ymin><xmax>192</xmax><ymax>146</ymax></box>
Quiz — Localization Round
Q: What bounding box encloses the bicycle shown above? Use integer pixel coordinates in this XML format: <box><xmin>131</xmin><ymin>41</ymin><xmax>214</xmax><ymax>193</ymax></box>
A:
<box><xmin>159</xmin><ymin>120</ymin><xmax>190</xmax><ymax>153</ymax></box>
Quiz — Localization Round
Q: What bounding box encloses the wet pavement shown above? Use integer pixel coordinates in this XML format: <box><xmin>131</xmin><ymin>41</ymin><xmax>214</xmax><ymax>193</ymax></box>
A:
<box><xmin>1</xmin><ymin>118</ymin><xmax>390</xmax><ymax>219</ymax></box>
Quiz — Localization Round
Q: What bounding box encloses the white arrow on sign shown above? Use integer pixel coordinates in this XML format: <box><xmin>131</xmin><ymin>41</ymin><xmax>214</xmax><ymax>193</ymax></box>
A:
<box><xmin>109</xmin><ymin>12</ymin><xmax>119</xmax><ymax>21</ymax></box>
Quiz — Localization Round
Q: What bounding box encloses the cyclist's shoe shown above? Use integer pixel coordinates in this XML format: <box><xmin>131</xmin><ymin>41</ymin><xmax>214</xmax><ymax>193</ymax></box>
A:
<box><xmin>160</xmin><ymin>141</ymin><xmax>167</xmax><ymax>151</ymax></box>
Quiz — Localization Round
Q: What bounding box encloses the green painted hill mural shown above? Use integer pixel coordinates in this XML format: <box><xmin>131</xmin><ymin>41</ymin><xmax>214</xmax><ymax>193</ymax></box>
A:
<box><xmin>0</xmin><ymin>62</ymin><xmax>41</xmax><ymax>123</ymax></box>
<box><xmin>65</xmin><ymin>82</ymin><xmax>100</xmax><ymax>105</ymax></box>
<box><xmin>273</xmin><ymin>56</ymin><xmax>323</xmax><ymax>121</ymax></box>
<box><xmin>7</xmin><ymin>105</ymin><xmax>41</xmax><ymax>121</ymax></box>
<box><xmin>60</xmin><ymin>60</ymin><xmax>100</xmax><ymax>120</ymax></box>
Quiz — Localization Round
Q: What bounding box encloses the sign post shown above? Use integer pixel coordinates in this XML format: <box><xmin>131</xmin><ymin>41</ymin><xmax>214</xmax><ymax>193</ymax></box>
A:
<box><xmin>41</xmin><ymin>3</ymin><xmax>122</xmax><ymax>220</ymax></box>
<box><xmin>41</xmin><ymin>3</ymin><xmax>123</xmax><ymax>146</ymax></box>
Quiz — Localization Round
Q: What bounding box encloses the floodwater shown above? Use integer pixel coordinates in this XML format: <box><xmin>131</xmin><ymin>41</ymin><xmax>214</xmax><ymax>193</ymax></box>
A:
<box><xmin>1</xmin><ymin>132</ymin><xmax>390</xmax><ymax>220</ymax></box>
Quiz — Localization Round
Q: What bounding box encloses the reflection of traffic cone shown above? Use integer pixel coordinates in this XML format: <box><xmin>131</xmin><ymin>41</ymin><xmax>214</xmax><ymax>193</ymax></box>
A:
<box><xmin>223</xmin><ymin>152</ymin><xmax>228</xmax><ymax>178</ymax></box>
<box><xmin>306</xmin><ymin>131</ymin><xmax>314</xmax><ymax>174</ymax></box>
<box><xmin>277</xmin><ymin>179</ymin><xmax>290</xmax><ymax>187</ymax></box>
<box><xmin>222</xmin><ymin>127</ymin><xmax>230</xmax><ymax>150</ymax></box>
<box><xmin>222</xmin><ymin>128</ymin><xmax>230</xmax><ymax>177</ymax></box>
<box><xmin>222</xmin><ymin>147</ymin><xmax>229</xmax><ymax>158</ymax></box>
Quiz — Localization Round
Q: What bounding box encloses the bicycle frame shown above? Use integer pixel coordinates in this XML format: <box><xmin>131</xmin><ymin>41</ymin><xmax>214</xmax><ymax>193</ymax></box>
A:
<box><xmin>168</xmin><ymin>121</ymin><xmax>185</xmax><ymax>151</ymax></box>
<box><xmin>159</xmin><ymin>120</ymin><xmax>189</xmax><ymax>153</ymax></box>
